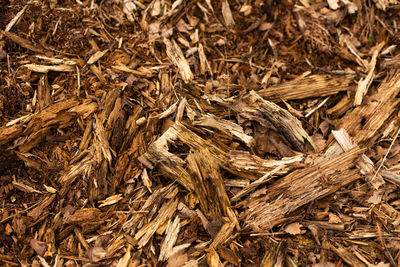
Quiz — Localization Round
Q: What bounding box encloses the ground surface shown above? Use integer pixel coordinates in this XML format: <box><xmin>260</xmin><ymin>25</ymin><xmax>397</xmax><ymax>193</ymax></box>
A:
<box><xmin>1</xmin><ymin>0</ymin><xmax>400</xmax><ymax>266</ymax></box>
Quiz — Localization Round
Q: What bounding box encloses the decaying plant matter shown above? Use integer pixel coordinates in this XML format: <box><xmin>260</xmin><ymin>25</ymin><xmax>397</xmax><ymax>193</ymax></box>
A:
<box><xmin>1</xmin><ymin>0</ymin><xmax>400</xmax><ymax>266</ymax></box>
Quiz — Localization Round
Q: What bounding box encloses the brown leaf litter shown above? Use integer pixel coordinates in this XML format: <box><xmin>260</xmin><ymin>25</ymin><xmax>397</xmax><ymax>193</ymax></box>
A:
<box><xmin>1</xmin><ymin>0</ymin><xmax>400</xmax><ymax>266</ymax></box>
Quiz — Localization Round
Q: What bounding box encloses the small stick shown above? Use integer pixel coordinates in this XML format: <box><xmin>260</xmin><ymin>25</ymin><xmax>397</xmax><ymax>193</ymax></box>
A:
<box><xmin>371</xmin><ymin>125</ymin><xmax>400</xmax><ymax>182</ymax></box>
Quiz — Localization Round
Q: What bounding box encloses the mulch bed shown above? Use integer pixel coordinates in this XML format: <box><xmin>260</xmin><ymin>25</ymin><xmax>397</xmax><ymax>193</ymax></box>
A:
<box><xmin>1</xmin><ymin>0</ymin><xmax>400</xmax><ymax>266</ymax></box>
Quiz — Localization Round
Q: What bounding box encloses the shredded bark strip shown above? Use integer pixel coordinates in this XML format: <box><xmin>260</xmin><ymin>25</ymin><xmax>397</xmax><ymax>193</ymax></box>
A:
<box><xmin>1</xmin><ymin>0</ymin><xmax>400</xmax><ymax>266</ymax></box>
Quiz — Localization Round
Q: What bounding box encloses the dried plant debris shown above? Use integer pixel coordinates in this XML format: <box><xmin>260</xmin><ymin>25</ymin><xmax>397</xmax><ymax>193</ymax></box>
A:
<box><xmin>1</xmin><ymin>0</ymin><xmax>400</xmax><ymax>266</ymax></box>
<box><xmin>258</xmin><ymin>73</ymin><xmax>356</xmax><ymax>102</ymax></box>
<box><xmin>232</xmin><ymin>90</ymin><xmax>316</xmax><ymax>153</ymax></box>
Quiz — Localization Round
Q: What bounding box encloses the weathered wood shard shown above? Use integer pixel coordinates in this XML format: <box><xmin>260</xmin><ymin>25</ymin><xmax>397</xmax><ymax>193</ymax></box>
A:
<box><xmin>134</xmin><ymin>198</ymin><xmax>178</xmax><ymax>248</ymax></box>
<box><xmin>193</xmin><ymin>113</ymin><xmax>254</xmax><ymax>148</ymax></box>
<box><xmin>329</xmin><ymin>242</ymin><xmax>366</xmax><ymax>266</ymax></box>
<box><xmin>240</xmin><ymin>147</ymin><xmax>364</xmax><ymax>230</ymax></box>
<box><xmin>123</xmin><ymin>185</ymin><xmax>177</xmax><ymax>235</ymax></box>
<box><xmin>2</xmin><ymin>0</ymin><xmax>400</xmax><ymax>265</ymax></box>
<box><xmin>232</xmin><ymin>90</ymin><xmax>316</xmax><ymax>152</ymax></box>
<box><xmin>0</xmin><ymin>124</ymin><xmax>24</xmax><ymax>146</ymax></box>
<box><xmin>186</xmin><ymin>153</ymin><xmax>234</xmax><ymax>222</ymax></box>
<box><xmin>337</xmin><ymin>69</ymin><xmax>400</xmax><ymax>147</ymax></box>
<box><xmin>332</xmin><ymin>129</ymin><xmax>384</xmax><ymax>187</ymax></box>
<box><xmin>159</xmin><ymin>216</ymin><xmax>181</xmax><ymax>261</ymax></box>
<box><xmin>319</xmin><ymin>69</ymin><xmax>400</xmax><ymax>187</ymax></box>
<box><xmin>2</xmin><ymin>30</ymin><xmax>45</xmax><ymax>53</ymax></box>
<box><xmin>231</xmin><ymin>165</ymin><xmax>283</xmax><ymax>202</ymax></box>
<box><xmin>164</xmin><ymin>38</ymin><xmax>193</xmax><ymax>83</ymax></box>
<box><xmin>228</xmin><ymin>150</ymin><xmax>303</xmax><ymax>180</ymax></box>
<box><xmin>258</xmin><ymin>74</ymin><xmax>356</xmax><ymax>102</ymax></box>
<box><xmin>354</xmin><ymin>41</ymin><xmax>385</xmax><ymax>106</ymax></box>
<box><xmin>143</xmin><ymin>122</ymin><xmax>238</xmax><ymax>227</ymax></box>
<box><xmin>143</xmin><ymin>122</ymin><xmax>229</xmax><ymax>191</ymax></box>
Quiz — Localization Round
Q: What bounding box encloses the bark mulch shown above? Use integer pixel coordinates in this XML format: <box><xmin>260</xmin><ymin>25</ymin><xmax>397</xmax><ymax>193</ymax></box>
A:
<box><xmin>1</xmin><ymin>0</ymin><xmax>400</xmax><ymax>266</ymax></box>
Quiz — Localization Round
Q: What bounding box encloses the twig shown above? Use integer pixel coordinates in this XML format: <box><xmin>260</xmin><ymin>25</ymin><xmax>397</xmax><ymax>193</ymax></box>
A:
<box><xmin>305</xmin><ymin>96</ymin><xmax>330</xmax><ymax>118</ymax></box>
<box><xmin>4</xmin><ymin>0</ymin><xmax>33</xmax><ymax>32</ymax></box>
<box><xmin>371</xmin><ymin>125</ymin><xmax>400</xmax><ymax>182</ymax></box>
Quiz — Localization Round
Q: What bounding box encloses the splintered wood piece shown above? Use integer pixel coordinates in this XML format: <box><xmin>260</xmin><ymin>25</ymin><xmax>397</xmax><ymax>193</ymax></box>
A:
<box><xmin>221</xmin><ymin>0</ymin><xmax>235</xmax><ymax>28</ymax></box>
<box><xmin>143</xmin><ymin>123</ymin><xmax>239</xmax><ymax>226</ymax></box>
<box><xmin>194</xmin><ymin>114</ymin><xmax>255</xmax><ymax>148</ymax></box>
<box><xmin>18</xmin><ymin>127</ymin><xmax>51</xmax><ymax>152</ymax></box>
<box><xmin>228</xmin><ymin>150</ymin><xmax>303</xmax><ymax>180</ymax></box>
<box><xmin>258</xmin><ymin>74</ymin><xmax>356</xmax><ymax>102</ymax></box>
<box><xmin>164</xmin><ymin>38</ymin><xmax>193</xmax><ymax>83</ymax></box>
<box><xmin>27</xmin><ymin>194</ymin><xmax>56</xmax><ymax>219</ymax></box>
<box><xmin>354</xmin><ymin>42</ymin><xmax>385</xmax><ymax>106</ymax></box>
<box><xmin>12</xmin><ymin>180</ymin><xmax>43</xmax><ymax>194</ymax></box>
<box><xmin>24</xmin><ymin>64</ymin><xmax>75</xmax><ymax>73</ymax></box>
<box><xmin>37</xmin><ymin>75</ymin><xmax>51</xmax><ymax>110</ymax></box>
<box><xmin>89</xmin><ymin>65</ymin><xmax>107</xmax><ymax>84</ymax></box>
<box><xmin>122</xmin><ymin>185</ymin><xmax>177</xmax><ymax>235</ymax></box>
<box><xmin>159</xmin><ymin>216</ymin><xmax>180</xmax><ymax>261</ymax></box>
<box><xmin>4</xmin><ymin>1</ymin><xmax>30</xmax><ymax>32</ymax></box>
<box><xmin>14</xmin><ymin>151</ymin><xmax>45</xmax><ymax>171</ymax></box>
<box><xmin>332</xmin><ymin>129</ymin><xmax>384</xmax><ymax>188</ymax></box>
<box><xmin>65</xmin><ymin>208</ymin><xmax>104</xmax><ymax>234</ymax></box>
<box><xmin>98</xmin><ymin>89</ymin><xmax>121</xmax><ymax>123</ymax></box>
<box><xmin>93</xmin><ymin>114</ymin><xmax>113</xmax><ymax>163</ymax></box>
<box><xmin>111</xmin><ymin>63</ymin><xmax>154</xmax><ymax>78</ymax></box>
<box><xmin>210</xmin><ymin>222</ymin><xmax>236</xmax><ymax>249</ymax></box>
<box><xmin>134</xmin><ymin>198</ymin><xmax>178</xmax><ymax>248</ymax></box>
<box><xmin>143</xmin><ymin>125</ymin><xmax>195</xmax><ymax>191</ymax></box>
<box><xmin>106</xmin><ymin>97</ymin><xmax>126</xmax><ymax>144</ymax></box>
<box><xmin>231</xmin><ymin>165</ymin><xmax>283</xmax><ymax>202</ymax></box>
<box><xmin>207</xmin><ymin>248</ymin><xmax>223</xmax><ymax>267</ymax></box>
<box><xmin>78</xmin><ymin>119</ymin><xmax>93</xmax><ymax>151</ymax></box>
<box><xmin>143</xmin><ymin>122</ymin><xmax>229</xmax><ymax>191</ymax></box>
<box><xmin>98</xmin><ymin>194</ymin><xmax>123</xmax><ymax>207</ymax></box>
<box><xmin>87</xmin><ymin>49</ymin><xmax>108</xmax><ymax>64</ymax></box>
<box><xmin>241</xmin><ymin>147</ymin><xmax>364</xmax><ymax>230</ymax></box>
<box><xmin>68</xmin><ymin>101</ymin><xmax>98</xmax><ymax>119</ymax></box>
<box><xmin>24</xmin><ymin>99</ymin><xmax>80</xmax><ymax>134</ymax></box>
<box><xmin>198</xmin><ymin>43</ymin><xmax>212</xmax><ymax>75</ymax></box>
<box><xmin>116</xmin><ymin>245</ymin><xmax>131</xmax><ymax>267</ymax></box>
<box><xmin>2</xmin><ymin>30</ymin><xmax>45</xmax><ymax>53</ymax></box>
<box><xmin>186</xmin><ymin>153</ymin><xmax>231</xmax><ymax>219</ymax></box>
<box><xmin>175</xmin><ymin>98</ymin><xmax>187</xmax><ymax>122</ymax></box>
<box><xmin>0</xmin><ymin>124</ymin><xmax>23</xmax><ymax>146</ymax></box>
<box><xmin>318</xmin><ymin>69</ymin><xmax>400</xmax><ymax>186</ymax></box>
<box><xmin>233</xmin><ymin>90</ymin><xmax>316</xmax><ymax>152</ymax></box>
<box><xmin>34</xmin><ymin>55</ymin><xmax>77</xmax><ymax>66</ymax></box>
<box><xmin>329</xmin><ymin>243</ymin><xmax>366</xmax><ymax>266</ymax></box>
<box><xmin>65</xmin><ymin>208</ymin><xmax>102</xmax><ymax>225</ymax></box>
<box><xmin>380</xmin><ymin>170</ymin><xmax>400</xmax><ymax>186</ymax></box>
<box><xmin>338</xmin><ymin>69</ymin><xmax>400</xmax><ymax>146</ymax></box>
<box><xmin>58</xmin><ymin>155</ymin><xmax>93</xmax><ymax>185</ymax></box>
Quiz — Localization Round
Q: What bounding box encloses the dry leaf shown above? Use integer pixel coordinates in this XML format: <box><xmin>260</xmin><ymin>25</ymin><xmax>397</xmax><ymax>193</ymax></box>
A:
<box><xmin>98</xmin><ymin>194</ymin><xmax>124</xmax><ymax>207</ymax></box>
<box><xmin>239</xmin><ymin>5</ymin><xmax>252</xmax><ymax>16</ymax></box>
<box><xmin>328</xmin><ymin>213</ymin><xmax>342</xmax><ymax>224</ymax></box>
<box><xmin>284</xmin><ymin>222</ymin><xmax>303</xmax><ymax>235</ymax></box>
<box><xmin>367</xmin><ymin>190</ymin><xmax>383</xmax><ymax>204</ymax></box>
<box><xmin>87</xmin><ymin>50</ymin><xmax>108</xmax><ymax>64</ymax></box>
<box><xmin>166</xmin><ymin>250</ymin><xmax>188</xmax><ymax>267</ymax></box>
<box><xmin>311</xmin><ymin>133</ymin><xmax>327</xmax><ymax>152</ymax></box>
<box><xmin>221</xmin><ymin>0</ymin><xmax>235</xmax><ymax>28</ymax></box>
<box><xmin>30</xmin><ymin>239</ymin><xmax>47</xmax><ymax>257</ymax></box>
<box><xmin>259</xmin><ymin>22</ymin><xmax>273</xmax><ymax>31</ymax></box>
